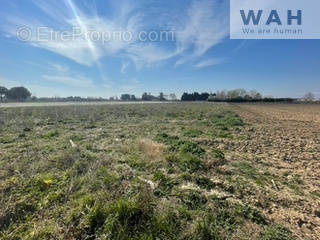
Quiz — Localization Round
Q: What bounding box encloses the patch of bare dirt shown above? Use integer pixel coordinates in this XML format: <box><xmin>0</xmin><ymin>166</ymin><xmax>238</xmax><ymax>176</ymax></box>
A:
<box><xmin>230</xmin><ymin>104</ymin><xmax>320</xmax><ymax>240</ymax></box>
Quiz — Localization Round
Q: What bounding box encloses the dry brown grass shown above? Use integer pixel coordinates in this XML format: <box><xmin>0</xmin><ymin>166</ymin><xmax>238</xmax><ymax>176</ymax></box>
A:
<box><xmin>137</xmin><ymin>138</ymin><xmax>166</xmax><ymax>159</ymax></box>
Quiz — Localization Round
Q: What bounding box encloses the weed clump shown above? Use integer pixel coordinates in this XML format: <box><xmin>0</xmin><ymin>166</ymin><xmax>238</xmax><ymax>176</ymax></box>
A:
<box><xmin>153</xmin><ymin>171</ymin><xmax>179</xmax><ymax>196</ymax></box>
<box><xmin>235</xmin><ymin>204</ymin><xmax>267</xmax><ymax>225</ymax></box>
<box><xmin>179</xmin><ymin>153</ymin><xmax>205</xmax><ymax>173</ymax></box>
<box><xmin>155</xmin><ymin>133</ymin><xmax>205</xmax><ymax>156</ymax></box>
<box><xmin>211</xmin><ymin>149</ymin><xmax>225</xmax><ymax>160</ymax></box>
<box><xmin>104</xmin><ymin>198</ymin><xmax>153</xmax><ymax>238</ymax></box>
<box><xmin>155</xmin><ymin>133</ymin><xmax>179</xmax><ymax>145</ymax></box>
<box><xmin>233</xmin><ymin>161</ymin><xmax>271</xmax><ymax>186</ymax></box>
<box><xmin>45</xmin><ymin>129</ymin><xmax>59</xmax><ymax>138</ymax></box>
<box><xmin>180</xmin><ymin>142</ymin><xmax>205</xmax><ymax>156</ymax></box>
<box><xmin>184</xmin><ymin>129</ymin><xmax>203</xmax><ymax>138</ymax></box>
<box><xmin>158</xmin><ymin>133</ymin><xmax>206</xmax><ymax>173</ymax></box>
<box><xmin>213</xmin><ymin>111</ymin><xmax>244</xmax><ymax>129</ymax></box>
<box><xmin>194</xmin><ymin>176</ymin><xmax>215</xmax><ymax>190</ymax></box>
<box><xmin>260</xmin><ymin>225</ymin><xmax>295</xmax><ymax>240</ymax></box>
<box><xmin>192</xmin><ymin>207</ymin><xmax>239</xmax><ymax>239</ymax></box>
<box><xmin>0</xmin><ymin>201</ymin><xmax>36</xmax><ymax>229</ymax></box>
<box><xmin>178</xmin><ymin>191</ymin><xmax>207</xmax><ymax>210</ymax></box>
<box><xmin>72</xmin><ymin>187</ymin><xmax>190</xmax><ymax>240</ymax></box>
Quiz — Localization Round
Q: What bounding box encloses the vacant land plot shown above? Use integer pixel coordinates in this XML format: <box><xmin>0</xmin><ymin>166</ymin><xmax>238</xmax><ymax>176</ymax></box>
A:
<box><xmin>0</xmin><ymin>103</ymin><xmax>319</xmax><ymax>239</ymax></box>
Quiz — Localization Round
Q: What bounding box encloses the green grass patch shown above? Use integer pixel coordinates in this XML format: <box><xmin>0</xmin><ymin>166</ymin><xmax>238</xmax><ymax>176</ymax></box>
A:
<box><xmin>232</xmin><ymin>161</ymin><xmax>272</xmax><ymax>186</ymax></box>
<box><xmin>260</xmin><ymin>225</ymin><xmax>295</xmax><ymax>240</ymax></box>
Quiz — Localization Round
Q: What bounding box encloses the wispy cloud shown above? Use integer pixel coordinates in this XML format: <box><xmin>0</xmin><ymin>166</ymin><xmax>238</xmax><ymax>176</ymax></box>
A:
<box><xmin>175</xmin><ymin>0</ymin><xmax>229</xmax><ymax>65</ymax></box>
<box><xmin>42</xmin><ymin>75</ymin><xmax>93</xmax><ymax>88</ymax></box>
<box><xmin>0</xmin><ymin>74</ymin><xmax>111</xmax><ymax>98</ymax></box>
<box><xmin>48</xmin><ymin>63</ymin><xmax>69</xmax><ymax>73</ymax></box>
<box><xmin>126</xmin><ymin>43</ymin><xmax>178</xmax><ymax>70</ymax></box>
<box><xmin>27</xmin><ymin>84</ymin><xmax>112</xmax><ymax>98</ymax></box>
<box><xmin>0</xmin><ymin>76</ymin><xmax>22</xmax><ymax>88</ymax></box>
<box><xmin>42</xmin><ymin>61</ymin><xmax>95</xmax><ymax>89</ymax></box>
<box><xmin>194</xmin><ymin>58</ymin><xmax>223</xmax><ymax>69</ymax></box>
<box><xmin>1</xmin><ymin>0</ymin><xmax>228</xmax><ymax>72</ymax></box>
<box><xmin>120</xmin><ymin>78</ymin><xmax>141</xmax><ymax>91</ymax></box>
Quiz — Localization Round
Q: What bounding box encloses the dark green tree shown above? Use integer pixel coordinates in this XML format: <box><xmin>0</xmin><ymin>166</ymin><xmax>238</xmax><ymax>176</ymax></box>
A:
<box><xmin>159</xmin><ymin>92</ymin><xmax>166</xmax><ymax>101</ymax></box>
<box><xmin>141</xmin><ymin>92</ymin><xmax>149</xmax><ymax>101</ymax></box>
<box><xmin>181</xmin><ymin>92</ymin><xmax>210</xmax><ymax>101</ymax></box>
<box><xmin>0</xmin><ymin>86</ymin><xmax>8</xmax><ymax>102</ymax></box>
<box><xmin>6</xmin><ymin>87</ymin><xmax>31</xmax><ymax>101</ymax></box>
<box><xmin>121</xmin><ymin>94</ymin><xmax>131</xmax><ymax>101</ymax></box>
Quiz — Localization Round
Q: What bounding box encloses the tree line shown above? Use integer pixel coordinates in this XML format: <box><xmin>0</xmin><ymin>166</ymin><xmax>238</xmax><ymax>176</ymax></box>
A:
<box><xmin>181</xmin><ymin>89</ymin><xmax>262</xmax><ymax>102</ymax></box>
<box><xmin>119</xmin><ymin>92</ymin><xmax>177</xmax><ymax>101</ymax></box>
<box><xmin>0</xmin><ymin>85</ymin><xmax>318</xmax><ymax>103</ymax></box>
<box><xmin>181</xmin><ymin>89</ymin><xmax>299</xmax><ymax>103</ymax></box>
<box><xmin>0</xmin><ymin>86</ymin><xmax>178</xmax><ymax>102</ymax></box>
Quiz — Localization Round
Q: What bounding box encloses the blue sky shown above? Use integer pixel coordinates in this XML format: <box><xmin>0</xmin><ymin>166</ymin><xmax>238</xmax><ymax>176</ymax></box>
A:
<box><xmin>0</xmin><ymin>0</ymin><xmax>319</xmax><ymax>98</ymax></box>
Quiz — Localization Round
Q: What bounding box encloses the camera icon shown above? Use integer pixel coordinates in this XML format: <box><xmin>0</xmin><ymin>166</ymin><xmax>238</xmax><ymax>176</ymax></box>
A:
<box><xmin>17</xmin><ymin>26</ymin><xmax>32</xmax><ymax>42</ymax></box>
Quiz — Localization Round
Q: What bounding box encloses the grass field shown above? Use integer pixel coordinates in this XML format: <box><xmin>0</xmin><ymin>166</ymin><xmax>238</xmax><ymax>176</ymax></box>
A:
<box><xmin>0</xmin><ymin>103</ymin><xmax>319</xmax><ymax>240</ymax></box>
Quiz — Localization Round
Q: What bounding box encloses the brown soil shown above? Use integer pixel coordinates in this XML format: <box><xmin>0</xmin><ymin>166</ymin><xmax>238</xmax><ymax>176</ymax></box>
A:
<box><xmin>230</xmin><ymin>104</ymin><xmax>320</xmax><ymax>240</ymax></box>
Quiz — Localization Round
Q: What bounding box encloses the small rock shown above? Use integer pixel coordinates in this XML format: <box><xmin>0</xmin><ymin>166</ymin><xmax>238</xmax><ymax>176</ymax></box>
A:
<box><xmin>315</xmin><ymin>210</ymin><xmax>320</xmax><ymax>218</ymax></box>
<box><xmin>69</xmin><ymin>140</ymin><xmax>77</xmax><ymax>148</ymax></box>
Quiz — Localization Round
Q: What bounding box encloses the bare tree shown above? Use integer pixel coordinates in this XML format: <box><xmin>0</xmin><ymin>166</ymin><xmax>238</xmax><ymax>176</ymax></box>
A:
<box><xmin>216</xmin><ymin>90</ymin><xmax>227</xmax><ymax>100</ymax></box>
<box><xmin>169</xmin><ymin>93</ymin><xmax>177</xmax><ymax>101</ymax></box>
<box><xmin>249</xmin><ymin>90</ymin><xmax>258</xmax><ymax>98</ymax></box>
<box><xmin>249</xmin><ymin>90</ymin><xmax>262</xmax><ymax>99</ymax></box>
<box><xmin>303</xmin><ymin>92</ymin><xmax>315</xmax><ymax>102</ymax></box>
